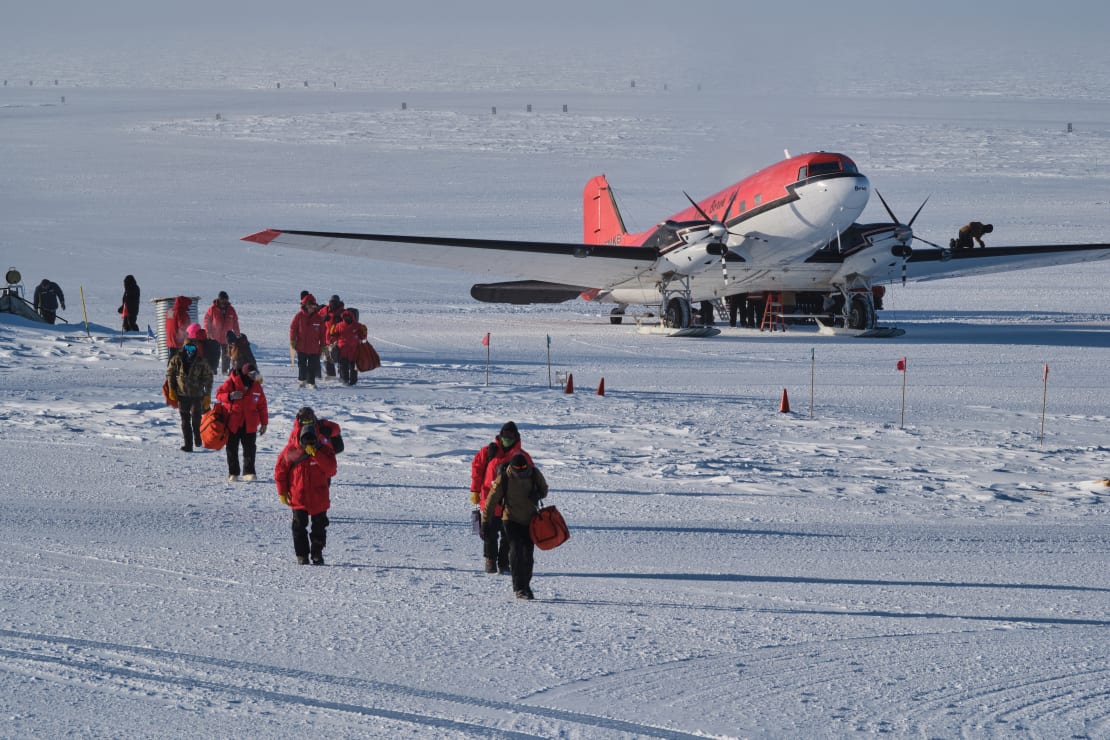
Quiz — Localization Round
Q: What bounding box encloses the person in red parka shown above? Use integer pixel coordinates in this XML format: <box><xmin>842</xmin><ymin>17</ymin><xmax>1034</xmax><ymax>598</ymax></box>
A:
<box><xmin>321</xmin><ymin>295</ymin><xmax>344</xmax><ymax>379</ymax></box>
<box><xmin>216</xmin><ymin>363</ymin><xmax>268</xmax><ymax>482</ymax></box>
<box><xmin>165</xmin><ymin>296</ymin><xmax>192</xmax><ymax>361</ymax></box>
<box><xmin>275</xmin><ymin>422</ymin><xmax>338</xmax><ymax>565</ymax></box>
<box><xmin>469</xmin><ymin>421</ymin><xmax>533</xmax><ymax>574</ymax></box>
<box><xmin>204</xmin><ymin>291</ymin><xmax>240</xmax><ymax>375</ymax></box>
<box><xmin>328</xmin><ymin>309</ymin><xmax>368</xmax><ymax>386</ymax></box>
<box><xmin>290</xmin><ymin>294</ymin><xmax>327</xmax><ymax>389</ymax></box>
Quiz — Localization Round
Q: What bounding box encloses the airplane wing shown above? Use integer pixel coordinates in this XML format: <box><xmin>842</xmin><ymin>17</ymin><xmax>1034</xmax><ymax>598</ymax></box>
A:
<box><xmin>242</xmin><ymin>229</ymin><xmax>660</xmax><ymax>290</ymax></box>
<box><xmin>905</xmin><ymin>243</ymin><xmax>1110</xmax><ymax>282</ymax></box>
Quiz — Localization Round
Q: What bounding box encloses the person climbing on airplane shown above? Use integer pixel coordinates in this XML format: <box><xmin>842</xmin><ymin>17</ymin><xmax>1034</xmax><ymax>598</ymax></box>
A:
<box><xmin>953</xmin><ymin>222</ymin><xmax>994</xmax><ymax>250</ymax></box>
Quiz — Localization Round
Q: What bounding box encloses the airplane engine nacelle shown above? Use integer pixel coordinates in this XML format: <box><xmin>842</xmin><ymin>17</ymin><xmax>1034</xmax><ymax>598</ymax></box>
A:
<box><xmin>832</xmin><ymin>231</ymin><xmax>909</xmax><ymax>284</ymax></box>
<box><xmin>658</xmin><ymin>242</ymin><xmax>727</xmax><ymax>276</ymax></box>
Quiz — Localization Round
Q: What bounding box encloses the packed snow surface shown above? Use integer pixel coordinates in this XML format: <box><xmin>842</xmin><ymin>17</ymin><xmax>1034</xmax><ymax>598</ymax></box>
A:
<box><xmin>1</xmin><ymin>35</ymin><xmax>1109</xmax><ymax>738</ymax></box>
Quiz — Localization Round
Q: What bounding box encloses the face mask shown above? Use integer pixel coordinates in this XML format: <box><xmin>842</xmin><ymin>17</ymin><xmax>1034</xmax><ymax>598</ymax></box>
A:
<box><xmin>499</xmin><ymin>435</ymin><xmax>517</xmax><ymax>447</ymax></box>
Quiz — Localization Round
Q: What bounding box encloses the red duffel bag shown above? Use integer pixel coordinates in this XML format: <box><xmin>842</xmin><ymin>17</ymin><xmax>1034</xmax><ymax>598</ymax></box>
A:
<box><xmin>355</xmin><ymin>340</ymin><xmax>381</xmax><ymax>372</ymax></box>
<box><xmin>529</xmin><ymin>503</ymin><xmax>569</xmax><ymax>550</ymax></box>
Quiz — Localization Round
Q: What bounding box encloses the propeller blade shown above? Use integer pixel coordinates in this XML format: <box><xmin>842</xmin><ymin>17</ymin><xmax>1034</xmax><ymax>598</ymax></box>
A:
<box><xmin>874</xmin><ymin>189</ymin><xmax>899</xmax><ymax>224</ymax></box>
<box><xmin>683</xmin><ymin>191</ymin><xmax>713</xmax><ymax>223</ymax></box>
<box><xmin>907</xmin><ymin>195</ymin><xmax>930</xmax><ymax>227</ymax></box>
<box><xmin>720</xmin><ymin>191</ymin><xmax>738</xmax><ymax>223</ymax></box>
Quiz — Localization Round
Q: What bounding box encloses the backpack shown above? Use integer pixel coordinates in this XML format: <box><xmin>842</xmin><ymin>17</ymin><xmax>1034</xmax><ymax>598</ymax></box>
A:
<box><xmin>200</xmin><ymin>404</ymin><xmax>230</xmax><ymax>450</ymax></box>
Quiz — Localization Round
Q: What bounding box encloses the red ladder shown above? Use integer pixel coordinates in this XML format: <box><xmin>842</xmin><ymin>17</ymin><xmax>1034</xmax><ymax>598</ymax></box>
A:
<box><xmin>760</xmin><ymin>292</ymin><xmax>786</xmax><ymax>332</ymax></box>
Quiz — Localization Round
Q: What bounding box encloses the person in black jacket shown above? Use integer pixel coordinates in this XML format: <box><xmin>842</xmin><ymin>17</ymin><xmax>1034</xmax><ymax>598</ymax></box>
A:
<box><xmin>118</xmin><ymin>275</ymin><xmax>140</xmax><ymax>332</ymax></box>
<box><xmin>33</xmin><ymin>279</ymin><xmax>65</xmax><ymax>324</ymax></box>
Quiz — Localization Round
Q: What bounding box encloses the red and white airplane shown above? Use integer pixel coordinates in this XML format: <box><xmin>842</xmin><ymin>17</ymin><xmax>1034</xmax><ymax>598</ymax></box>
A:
<box><xmin>243</xmin><ymin>151</ymin><xmax>1110</xmax><ymax>333</ymax></box>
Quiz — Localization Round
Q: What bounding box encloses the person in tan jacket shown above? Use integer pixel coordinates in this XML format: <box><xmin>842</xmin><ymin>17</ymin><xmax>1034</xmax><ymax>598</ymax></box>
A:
<box><xmin>483</xmin><ymin>453</ymin><xmax>548</xmax><ymax>600</ymax></box>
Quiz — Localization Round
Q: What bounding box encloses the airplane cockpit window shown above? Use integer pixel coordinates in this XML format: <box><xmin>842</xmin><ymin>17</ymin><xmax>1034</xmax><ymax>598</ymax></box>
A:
<box><xmin>807</xmin><ymin>161</ymin><xmax>843</xmax><ymax>177</ymax></box>
<box><xmin>797</xmin><ymin>166</ymin><xmax>808</xmax><ymax>181</ymax></box>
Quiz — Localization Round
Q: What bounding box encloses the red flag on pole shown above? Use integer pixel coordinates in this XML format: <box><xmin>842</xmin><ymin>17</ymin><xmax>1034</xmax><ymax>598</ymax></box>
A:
<box><xmin>1043</xmin><ymin>363</ymin><xmax>1049</xmax><ymax>381</ymax></box>
<box><xmin>896</xmin><ymin>357</ymin><xmax>906</xmax><ymax>372</ymax></box>
<box><xmin>481</xmin><ymin>333</ymin><xmax>490</xmax><ymax>346</ymax></box>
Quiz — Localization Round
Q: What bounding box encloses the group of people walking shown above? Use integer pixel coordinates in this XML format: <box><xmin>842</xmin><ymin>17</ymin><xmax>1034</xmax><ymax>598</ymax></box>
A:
<box><xmin>160</xmin><ymin>286</ymin><xmax>548</xmax><ymax>597</ymax></box>
<box><xmin>290</xmin><ymin>292</ymin><xmax>368</xmax><ymax>388</ymax></box>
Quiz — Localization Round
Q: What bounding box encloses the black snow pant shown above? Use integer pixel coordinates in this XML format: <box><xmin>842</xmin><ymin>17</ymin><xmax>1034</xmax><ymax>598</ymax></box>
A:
<box><xmin>291</xmin><ymin>510</ymin><xmax>329</xmax><ymax>559</ymax></box>
<box><xmin>482</xmin><ymin>517</ymin><xmax>509</xmax><ymax>567</ymax></box>
<box><xmin>296</xmin><ymin>351</ymin><xmax>321</xmax><ymax>384</ymax></box>
<box><xmin>178</xmin><ymin>396</ymin><xmax>203</xmax><ymax>450</ymax></box>
<box><xmin>504</xmin><ymin>521</ymin><xmax>535</xmax><ymax>594</ymax></box>
<box><xmin>338</xmin><ymin>357</ymin><xmax>358</xmax><ymax>386</ymax></box>
<box><xmin>225</xmin><ymin>428</ymin><xmax>257</xmax><ymax>476</ymax></box>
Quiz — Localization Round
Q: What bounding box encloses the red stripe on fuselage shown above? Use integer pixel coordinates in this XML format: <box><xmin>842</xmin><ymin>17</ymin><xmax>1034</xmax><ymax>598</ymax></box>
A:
<box><xmin>618</xmin><ymin>152</ymin><xmax>859</xmax><ymax>248</ymax></box>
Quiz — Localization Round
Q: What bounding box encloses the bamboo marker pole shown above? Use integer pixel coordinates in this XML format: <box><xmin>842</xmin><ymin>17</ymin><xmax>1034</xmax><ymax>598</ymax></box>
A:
<box><xmin>79</xmin><ymin>286</ymin><xmax>90</xmax><ymax>338</ymax></box>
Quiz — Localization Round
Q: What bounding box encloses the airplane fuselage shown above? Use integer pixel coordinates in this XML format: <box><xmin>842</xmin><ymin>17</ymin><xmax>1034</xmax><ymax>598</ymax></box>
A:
<box><xmin>593</xmin><ymin>152</ymin><xmax>871</xmax><ymax>303</ymax></box>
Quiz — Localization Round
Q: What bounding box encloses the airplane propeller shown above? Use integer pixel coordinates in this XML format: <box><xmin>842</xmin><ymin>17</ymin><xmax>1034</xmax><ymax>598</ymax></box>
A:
<box><xmin>680</xmin><ymin>189</ymin><xmax>740</xmax><ymax>286</ymax></box>
<box><xmin>875</xmin><ymin>189</ymin><xmax>932</xmax><ymax>285</ymax></box>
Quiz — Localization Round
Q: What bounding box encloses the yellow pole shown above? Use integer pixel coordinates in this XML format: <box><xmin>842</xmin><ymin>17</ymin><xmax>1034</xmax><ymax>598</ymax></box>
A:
<box><xmin>79</xmin><ymin>285</ymin><xmax>91</xmax><ymax>338</ymax></box>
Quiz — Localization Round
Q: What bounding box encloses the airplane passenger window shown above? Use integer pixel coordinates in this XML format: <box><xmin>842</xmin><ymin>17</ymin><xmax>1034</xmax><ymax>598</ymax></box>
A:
<box><xmin>753</xmin><ymin>194</ymin><xmax>762</xmax><ymax>206</ymax></box>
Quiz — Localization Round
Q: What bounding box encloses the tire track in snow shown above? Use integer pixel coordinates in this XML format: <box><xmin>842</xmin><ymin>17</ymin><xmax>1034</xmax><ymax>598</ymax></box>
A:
<box><xmin>0</xmin><ymin>629</ymin><xmax>710</xmax><ymax>739</ymax></box>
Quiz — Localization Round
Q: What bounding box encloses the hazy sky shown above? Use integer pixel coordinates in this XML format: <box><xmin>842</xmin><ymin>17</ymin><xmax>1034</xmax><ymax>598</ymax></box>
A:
<box><xmin>4</xmin><ymin>0</ymin><xmax>1109</xmax><ymax>44</ymax></box>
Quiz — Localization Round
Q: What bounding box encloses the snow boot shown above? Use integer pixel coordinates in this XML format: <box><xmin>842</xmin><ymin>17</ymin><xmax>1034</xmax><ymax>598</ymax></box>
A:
<box><xmin>484</xmin><ymin>558</ymin><xmax>497</xmax><ymax>573</ymax></box>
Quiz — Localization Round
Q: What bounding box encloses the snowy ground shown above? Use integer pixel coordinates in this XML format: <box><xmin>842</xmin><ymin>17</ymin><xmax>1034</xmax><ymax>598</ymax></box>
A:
<box><xmin>1</xmin><ymin>36</ymin><xmax>1109</xmax><ymax>738</ymax></box>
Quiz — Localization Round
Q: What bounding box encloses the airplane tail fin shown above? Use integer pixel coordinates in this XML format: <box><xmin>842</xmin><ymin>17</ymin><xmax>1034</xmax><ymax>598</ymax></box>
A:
<box><xmin>583</xmin><ymin>175</ymin><xmax>628</xmax><ymax>245</ymax></box>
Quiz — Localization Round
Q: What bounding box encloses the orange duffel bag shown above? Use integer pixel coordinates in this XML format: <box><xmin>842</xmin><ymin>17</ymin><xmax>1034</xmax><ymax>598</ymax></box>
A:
<box><xmin>355</xmin><ymin>340</ymin><xmax>381</xmax><ymax>372</ymax></box>
<box><xmin>529</xmin><ymin>503</ymin><xmax>570</xmax><ymax>551</ymax></box>
<box><xmin>200</xmin><ymin>403</ymin><xmax>230</xmax><ymax>450</ymax></box>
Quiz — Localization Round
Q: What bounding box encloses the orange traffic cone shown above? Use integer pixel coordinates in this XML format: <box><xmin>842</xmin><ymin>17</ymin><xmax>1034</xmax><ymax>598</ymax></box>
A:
<box><xmin>779</xmin><ymin>388</ymin><xmax>791</xmax><ymax>413</ymax></box>
<box><xmin>597</xmin><ymin>377</ymin><xmax>605</xmax><ymax>396</ymax></box>
<box><xmin>564</xmin><ymin>373</ymin><xmax>574</xmax><ymax>394</ymax></box>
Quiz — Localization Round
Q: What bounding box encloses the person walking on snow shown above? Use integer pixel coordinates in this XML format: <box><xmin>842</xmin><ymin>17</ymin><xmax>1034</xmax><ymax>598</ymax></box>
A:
<box><xmin>165</xmin><ymin>338</ymin><xmax>213</xmax><ymax>452</ymax></box>
<box><xmin>204</xmin><ymin>291</ymin><xmax>240</xmax><ymax>375</ymax></box>
<box><xmin>118</xmin><ymin>275</ymin><xmax>140</xmax><ymax>332</ymax></box>
<box><xmin>290</xmin><ymin>293</ymin><xmax>327</xmax><ymax>389</ymax></box>
<box><xmin>321</xmin><ymin>295</ymin><xmax>344</xmax><ymax>379</ymax></box>
<box><xmin>33</xmin><ymin>278</ymin><xmax>65</xmax><ymax>324</ymax></box>
<box><xmin>275</xmin><ymin>422</ymin><xmax>338</xmax><ymax>565</ymax></box>
<box><xmin>470</xmin><ymin>421</ymin><xmax>533</xmax><ymax>574</ymax></box>
<box><xmin>165</xmin><ymin>296</ymin><xmax>192</xmax><ymax>361</ymax></box>
<box><xmin>484</xmin><ymin>453</ymin><xmax>548</xmax><ymax>600</ymax></box>
<box><xmin>216</xmin><ymin>363</ymin><xmax>268</xmax><ymax>482</ymax></box>
<box><xmin>328</xmin><ymin>308</ymin><xmax>368</xmax><ymax>386</ymax></box>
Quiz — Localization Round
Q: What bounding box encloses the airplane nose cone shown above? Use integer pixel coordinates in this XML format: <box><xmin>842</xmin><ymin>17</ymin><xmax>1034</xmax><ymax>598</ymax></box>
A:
<box><xmin>845</xmin><ymin>174</ymin><xmax>870</xmax><ymax>209</ymax></box>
